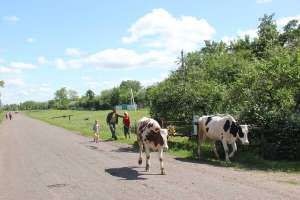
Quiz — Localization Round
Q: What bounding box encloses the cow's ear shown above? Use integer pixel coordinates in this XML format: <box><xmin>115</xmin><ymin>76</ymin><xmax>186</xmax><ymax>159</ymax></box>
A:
<box><xmin>237</xmin><ymin>126</ymin><xmax>244</xmax><ymax>138</ymax></box>
<box><xmin>229</xmin><ymin>122</ymin><xmax>238</xmax><ymax>137</ymax></box>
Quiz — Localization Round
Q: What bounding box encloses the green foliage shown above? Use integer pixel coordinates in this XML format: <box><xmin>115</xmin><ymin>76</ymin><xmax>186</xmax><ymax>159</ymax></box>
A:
<box><xmin>148</xmin><ymin>14</ymin><xmax>300</xmax><ymax>160</ymax></box>
<box><xmin>54</xmin><ymin>87</ymin><xmax>70</xmax><ymax>109</ymax></box>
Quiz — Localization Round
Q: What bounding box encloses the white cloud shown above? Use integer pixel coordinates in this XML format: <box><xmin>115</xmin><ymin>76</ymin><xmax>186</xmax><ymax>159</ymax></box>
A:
<box><xmin>0</xmin><ymin>67</ymin><xmax>21</xmax><ymax>73</ymax></box>
<box><xmin>221</xmin><ymin>28</ymin><xmax>257</xmax><ymax>44</ymax></box>
<box><xmin>26</xmin><ymin>37</ymin><xmax>36</xmax><ymax>43</ymax></box>
<box><xmin>54</xmin><ymin>48</ymin><xmax>175</xmax><ymax>70</ymax></box>
<box><xmin>1</xmin><ymin>81</ymin><xmax>55</xmax><ymax>104</ymax></box>
<box><xmin>5</xmin><ymin>78</ymin><xmax>25</xmax><ymax>87</ymax></box>
<box><xmin>0</xmin><ymin>58</ymin><xmax>5</xmax><ymax>64</ymax></box>
<box><xmin>0</xmin><ymin>62</ymin><xmax>36</xmax><ymax>74</ymax></box>
<box><xmin>2</xmin><ymin>15</ymin><xmax>20</xmax><ymax>24</ymax></box>
<box><xmin>276</xmin><ymin>15</ymin><xmax>300</xmax><ymax>27</ymax></box>
<box><xmin>85</xmin><ymin>48</ymin><xmax>170</xmax><ymax>69</ymax></box>
<box><xmin>37</xmin><ymin>56</ymin><xmax>47</xmax><ymax>65</ymax></box>
<box><xmin>122</xmin><ymin>8</ymin><xmax>216</xmax><ymax>52</ymax></box>
<box><xmin>140</xmin><ymin>72</ymin><xmax>169</xmax><ymax>87</ymax></box>
<box><xmin>10</xmin><ymin>62</ymin><xmax>36</xmax><ymax>69</ymax></box>
<box><xmin>54</xmin><ymin>58</ymin><xmax>68</xmax><ymax>70</ymax></box>
<box><xmin>256</xmin><ymin>0</ymin><xmax>272</xmax><ymax>4</ymax></box>
<box><xmin>81</xmin><ymin>76</ymin><xmax>91</xmax><ymax>81</ymax></box>
<box><xmin>65</xmin><ymin>48</ymin><xmax>84</xmax><ymax>57</ymax></box>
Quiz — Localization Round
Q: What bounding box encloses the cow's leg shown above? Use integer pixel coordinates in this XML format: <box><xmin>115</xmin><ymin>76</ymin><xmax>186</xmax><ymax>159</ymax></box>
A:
<box><xmin>145</xmin><ymin>146</ymin><xmax>150</xmax><ymax>172</ymax></box>
<box><xmin>159</xmin><ymin>148</ymin><xmax>165</xmax><ymax>175</ymax></box>
<box><xmin>213</xmin><ymin>141</ymin><xmax>220</xmax><ymax>159</ymax></box>
<box><xmin>197</xmin><ymin>125</ymin><xmax>204</xmax><ymax>160</ymax></box>
<box><xmin>229</xmin><ymin>142</ymin><xmax>237</xmax><ymax>158</ymax></box>
<box><xmin>221</xmin><ymin>140</ymin><xmax>230</xmax><ymax>162</ymax></box>
<box><xmin>138</xmin><ymin>138</ymin><xmax>143</xmax><ymax>165</ymax></box>
<box><xmin>197</xmin><ymin>139</ymin><xmax>201</xmax><ymax>160</ymax></box>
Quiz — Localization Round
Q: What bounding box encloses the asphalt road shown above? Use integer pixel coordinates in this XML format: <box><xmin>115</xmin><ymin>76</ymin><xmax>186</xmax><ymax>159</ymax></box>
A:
<box><xmin>0</xmin><ymin>114</ymin><xmax>299</xmax><ymax>200</ymax></box>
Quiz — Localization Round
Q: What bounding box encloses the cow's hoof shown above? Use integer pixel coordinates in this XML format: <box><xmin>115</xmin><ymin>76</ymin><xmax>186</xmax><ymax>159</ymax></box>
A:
<box><xmin>145</xmin><ymin>165</ymin><xmax>150</xmax><ymax>172</ymax></box>
<box><xmin>138</xmin><ymin>159</ymin><xmax>142</xmax><ymax>165</ymax></box>
<box><xmin>161</xmin><ymin>169</ymin><xmax>166</xmax><ymax>175</ymax></box>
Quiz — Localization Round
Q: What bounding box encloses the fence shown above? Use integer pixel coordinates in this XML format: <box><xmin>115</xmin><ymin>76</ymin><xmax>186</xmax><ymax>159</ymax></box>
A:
<box><xmin>115</xmin><ymin>104</ymin><xmax>137</xmax><ymax>111</ymax></box>
<box><xmin>248</xmin><ymin>127</ymin><xmax>300</xmax><ymax>160</ymax></box>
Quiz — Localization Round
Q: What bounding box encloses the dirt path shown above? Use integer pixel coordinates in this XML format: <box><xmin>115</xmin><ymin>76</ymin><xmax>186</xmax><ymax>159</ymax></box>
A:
<box><xmin>0</xmin><ymin>114</ymin><xmax>299</xmax><ymax>200</ymax></box>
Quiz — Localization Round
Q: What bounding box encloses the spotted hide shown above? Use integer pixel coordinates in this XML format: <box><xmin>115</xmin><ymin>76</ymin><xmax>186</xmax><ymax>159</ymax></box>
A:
<box><xmin>197</xmin><ymin>115</ymin><xmax>249</xmax><ymax>162</ymax></box>
<box><xmin>137</xmin><ymin>117</ymin><xmax>169</xmax><ymax>175</ymax></box>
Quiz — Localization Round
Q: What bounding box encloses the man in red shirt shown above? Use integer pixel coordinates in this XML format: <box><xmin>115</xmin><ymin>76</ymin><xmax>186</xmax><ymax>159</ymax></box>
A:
<box><xmin>123</xmin><ymin>112</ymin><xmax>131</xmax><ymax>139</ymax></box>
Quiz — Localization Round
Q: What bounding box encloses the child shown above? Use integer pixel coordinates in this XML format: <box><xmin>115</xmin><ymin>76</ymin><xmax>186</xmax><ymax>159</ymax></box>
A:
<box><xmin>123</xmin><ymin>112</ymin><xmax>130</xmax><ymax>139</ymax></box>
<box><xmin>93</xmin><ymin>120</ymin><xmax>100</xmax><ymax>143</ymax></box>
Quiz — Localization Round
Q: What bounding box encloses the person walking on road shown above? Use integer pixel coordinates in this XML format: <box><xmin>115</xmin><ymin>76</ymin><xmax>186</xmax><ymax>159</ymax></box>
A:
<box><xmin>106</xmin><ymin>108</ymin><xmax>123</xmax><ymax>140</ymax></box>
<box><xmin>8</xmin><ymin>112</ymin><xmax>12</xmax><ymax>120</ymax></box>
<box><xmin>93</xmin><ymin>120</ymin><xmax>100</xmax><ymax>143</ymax></box>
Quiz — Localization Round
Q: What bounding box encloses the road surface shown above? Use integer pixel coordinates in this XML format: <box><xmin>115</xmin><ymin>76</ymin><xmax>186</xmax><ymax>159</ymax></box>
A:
<box><xmin>0</xmin><ymin>114</ymin><xmax>299</xmax><ymax>200</ymax></box>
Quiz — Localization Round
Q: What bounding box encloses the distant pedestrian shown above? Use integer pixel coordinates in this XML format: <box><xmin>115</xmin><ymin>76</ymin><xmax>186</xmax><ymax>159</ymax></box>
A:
<box><xmin>5</xmin><ymin>112</ymin><xmax>8</xmax><ymax>119</ymax></box>
<box><xmin>106</xmin><ymin>108</ymin><xmax>123</xmax><ymax>140</ymax></box>
<box><xmin>8</xmin><ymin>112</ymin><xmax>12</xmax><ymax>120</ymax></box>
<box><xmin>93</xmin><ymin>120</ymin><xmax>100</xmax><ymax>143</ymax></box>
<box><xmin>123</xmin><ymin>112</ymin><xmax>131</xmax><ymax>139</ymax></box>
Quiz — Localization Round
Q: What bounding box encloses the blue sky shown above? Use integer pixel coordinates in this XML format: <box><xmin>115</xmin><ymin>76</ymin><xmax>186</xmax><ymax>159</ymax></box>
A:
<box><xmin>0</xmin><ymin>0</ymin><xmax>300</xmax><ymax>104</ymax></box>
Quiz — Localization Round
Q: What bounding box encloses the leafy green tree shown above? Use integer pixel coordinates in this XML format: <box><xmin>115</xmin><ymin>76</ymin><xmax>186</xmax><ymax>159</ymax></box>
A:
<box><xmin>253</xmin><ymin>14</ymin><xmax>279</xmax><ymax>58</ymax></box>
<box><xmin>68</xmin><ymin>90</ymin><xmax>79</xmax><ymax>101</ymax></box>
<box><xmin>54</xmin><ymin>87</ymin><xmax>69</xmax><ymax>109</ymax></box>
<box><xmin>119</xmin><ymin>80</ymin><xmax>142</xmax><ymax>104</ymax></box>
<box><xmin>85</xmin><ymin>89</ymin><xmax>95</xmax><ymax>100</ymax></box>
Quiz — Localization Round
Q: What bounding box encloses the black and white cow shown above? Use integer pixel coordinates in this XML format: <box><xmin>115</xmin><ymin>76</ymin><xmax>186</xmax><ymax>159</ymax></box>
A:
<box><xmin>137</xmin><ymin>117</ymin><xmax>169</xmax><ymax>175</ymax></box>
<box><xmin>197</xmin><ymin>115</ymin><xmax>249</xmax><ymax>162</ymax></box>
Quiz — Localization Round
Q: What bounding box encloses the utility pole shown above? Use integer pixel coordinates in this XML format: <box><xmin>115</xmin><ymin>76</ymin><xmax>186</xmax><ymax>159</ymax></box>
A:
<box><xmin>130</xmin><ymin>88</ymin><xmax>137</xmax><ymax>111</ymax></box>
<box><xmin>181</xmin><ymin>50</ymin><xmax>186</xmax><ymax>92</ymax></box>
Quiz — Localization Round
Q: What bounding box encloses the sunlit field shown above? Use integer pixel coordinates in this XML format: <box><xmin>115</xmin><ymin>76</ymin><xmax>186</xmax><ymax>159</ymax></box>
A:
<box><xmin>26</xmin><ymin>109</ymin><xmax>149</xmax><ymax>144</ymax></box>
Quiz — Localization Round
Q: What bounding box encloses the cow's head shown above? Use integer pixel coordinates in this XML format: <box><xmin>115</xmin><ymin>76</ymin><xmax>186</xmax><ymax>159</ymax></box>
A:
<box><xmin>160</xmin><ymin>129</ymin><xmax>169</xmax><ymax>150</ymax></box>
<box><xmin>237</xmin><ymin>124</ymin><xmax>249</xmax><ymax>145</ymax></box>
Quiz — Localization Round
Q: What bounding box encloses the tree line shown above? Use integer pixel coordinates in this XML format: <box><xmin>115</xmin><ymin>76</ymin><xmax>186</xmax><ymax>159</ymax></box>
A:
<box><xmin>2</xmin><ymin>80</ymin><xmax>150</xmax><ymax>111</ymax></box>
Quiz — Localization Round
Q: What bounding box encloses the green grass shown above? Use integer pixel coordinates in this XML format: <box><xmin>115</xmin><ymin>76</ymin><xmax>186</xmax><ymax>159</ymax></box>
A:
<box><xmin>0</xmin><ymin>111</ymin><xmax>4</xmax><ymax>123</ymax></box>
<box><xmin>278</xmin><ymin>180</ymin><xmax>300</xmax><ymax>186</ymax></box>
<box><xmin>26</xmin><ymin>109</ymin><xmax>300</xmax><ymax>173</ymax></box>
<box><xmin>26</xmin><ymin>109</ymin><xmax>149</xmax><ymax>144</ymax></box>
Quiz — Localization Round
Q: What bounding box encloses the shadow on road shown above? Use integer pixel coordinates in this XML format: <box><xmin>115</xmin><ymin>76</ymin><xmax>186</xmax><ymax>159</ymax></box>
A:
<box><xmin>105</xmin><ymin>167</ymin><xmax>147</xmax><ymax>180</ymax></box>
<box><xmin>111</xmin><ymin>146</ymin><xmax>137</xmax><ymax>154</ymax></box>
<box><xmin>174</xmin><ymin>157</ymin><xmax>233</xmax><ymax>168</ymax></box>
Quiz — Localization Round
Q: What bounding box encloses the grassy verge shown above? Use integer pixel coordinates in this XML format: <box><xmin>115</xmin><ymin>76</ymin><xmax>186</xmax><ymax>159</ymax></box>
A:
<box><xmin>26</xmin><ymin>109</ymin><xmax>300</xmax><ymax>173</ymax></box>
<box><xmin>26</xmin><ymin>109</ymin><xmax>148</xmax><ymax>145</ymax></box>
<box><xmin>0</xmin><ymin>111</ymin><xmax>4</xmax><ymax>123</ymax></box>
